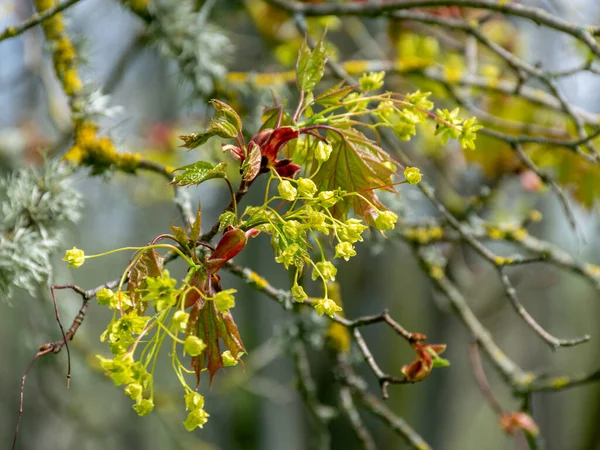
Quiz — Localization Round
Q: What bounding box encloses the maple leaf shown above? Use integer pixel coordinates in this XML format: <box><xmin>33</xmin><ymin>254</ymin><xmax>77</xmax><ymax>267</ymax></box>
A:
<box><xmin>310</xmin><ymin>128</ymin><xmax>396</xmax><ymax>222</ymax></box>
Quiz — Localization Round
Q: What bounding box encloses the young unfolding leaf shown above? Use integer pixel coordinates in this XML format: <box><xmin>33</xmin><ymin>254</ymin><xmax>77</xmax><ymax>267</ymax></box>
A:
<box><xmin>171</xmin><ymin>224</ymin><xmax>190</xmax><ymax>251</ymax></box>
<box><xmin>206</xmin><ymin>228</ymin><xmax>248</xmax><ymax>273</ymax></box>
<box><xmin>179</xmin><ymin>100</ymin><xmax>242</xmax><ymax>150</ymax></box>
<box><xmin>296</xmin><ymin>37</ymin><xmax>328</xmax><ymax>93</ymax></box>
<box><xmin>179</xmin><ymin>131</ymin><xmax>214</xmax><ymax>150</ymax></box>
<box><xmin>210</xmin><ymin>99</ymin><xmax>242</xmax><ymax>135</ymax></box>
<box><xmin>190</xmin><ymin>204</ymin><xmax>202</xmax><ymax>243</ymax></box>
<box><xmin>190</xmin><ymin>299</ymin><xmax>247</xmax><ymax>385</ymax></box>
<box><xmin>171</xmin><ymin>161</ymin><xmax>228</xmax><ymax>187</ymax></box>
<box><xmin>210</xmin><ymin>116</ymin><xmax>238</xmax><ymax>139</ymax></box>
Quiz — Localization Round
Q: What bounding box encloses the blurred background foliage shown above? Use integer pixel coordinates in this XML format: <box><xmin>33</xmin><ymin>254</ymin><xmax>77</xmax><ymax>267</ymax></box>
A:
<box><xmin>1</xmin><ymin>0</ymin><xmax>600</xmax><ymax>449</ymax></box>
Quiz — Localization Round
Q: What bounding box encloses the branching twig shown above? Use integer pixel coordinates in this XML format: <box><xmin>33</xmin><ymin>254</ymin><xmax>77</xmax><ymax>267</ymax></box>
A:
<box><xmin>339</xmin><ymin>359</ymin><xmax>432</xmax><ymax>450</ymax></box>
<box><xmin>338</xmin><ymin>386</ymin><xmax>377</xmax><ymax>450</ymax></box>
<box><xmin>0</xmin><ymin>0</ymin><xmax>83</xmax><ymax>43</ymax></box>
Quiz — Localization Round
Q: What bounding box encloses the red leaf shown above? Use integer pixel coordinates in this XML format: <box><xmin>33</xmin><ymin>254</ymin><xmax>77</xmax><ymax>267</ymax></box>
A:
<box><xmin>251</xmin><ymin>127</ymin><xmax>299</xmax><ymax>163</ymax></box>
<box><xmin>183</xmin><ymin>270</ymin><xmax>207</xmax><ymax>309</ymax></box>
<box><xmin>204</xmin><ymin>301</ymin><xmax>224</xmax><ymax>385</ymax></box>
<box><xmin>207</xmin><ymin>228</ymin><xmax>248</xmax><ymax>273</ymax></box>
<box><xmin>222</xmin><ymin>143</ymin><xmax>245</xmax><ymax>162</ymax></box>
<box><xmin>274</xmin><ymin>160</ymin><xmax>302</xmax><ymax>178</ymax></box>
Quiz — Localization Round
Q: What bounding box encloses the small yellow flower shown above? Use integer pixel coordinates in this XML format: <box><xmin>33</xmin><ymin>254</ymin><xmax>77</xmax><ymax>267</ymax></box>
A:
<box><xmin>133</xmin><ymin>398</ymin><xmax>154</xmax><ymax>416</ymax></box>
<box><xmin>315</xmin><ymin>141</ymin><xmax>333</xmax><ymax>162</ymax></box>
<box><xmin>375</xmin><ymin>211</ymin><xmax>398</xmax><ymax>231</ymax></box>
<box><xmin>292</xmin><ymin>285</ymin><xmax>308</xmax><ymax>302</ymax></box>
<box><xmin>404</xmin><ymin>167</ymin><xmax>422</xmax><ymax>185</ymax></box>
<box><xmin>359</xmin><ymin>71</ymin><xmax>385</xmax><ymax>92</ymax></box>
<box><xmin>312</xmin><ymin>261</ymin><xmax>337</xmax><ymax>282</ymax></box>
<box><xmin>96</xmin><ymin>288</ymin><xmax>114</xmax><ymax>306</ymax></box>
<box><xmin>335</xmin><ymin>242</ymin><xmax>356</xmax><ymax>261</ymax></box>
<box><xmin>184</xmin><ymin>336</ymin><xmax>207</xmax><ymax>356</ymax></box>
<box><xmin>278</xmin><ymin>180</ymin><xmax>297</xmax><ymax>201</ymax></box>
<box><xmin>314</xmin><ymin>297</ymin><xmax>343</xmax><ymax>318</ymax></box>
<box><xmin>222</xmin><ymin>350</ymin><xmax>240</xmax><ymax>367</ymax></box>
<box><xmin>63</xmin><ymin>246</ymin><xmax>85</xmax><ymax>268</ymax></box>
<box><xmin>214</xmin><ymin>289</ymin><xmax>236</xmax><ymax>312</ymax></box>
<box><xmin>297</xmin><ymin>178</ymin><xmax>317</xmax><ymax>197</ymax></box>
<box><xmin>183</xmin><ymin>408</ymin><xmax>210</xmax><ymax>431</ymax></box>
<box><xmin>173</xmin><ymin>311</ymin><xmax>190</xmax><ymax>332</ymax></box>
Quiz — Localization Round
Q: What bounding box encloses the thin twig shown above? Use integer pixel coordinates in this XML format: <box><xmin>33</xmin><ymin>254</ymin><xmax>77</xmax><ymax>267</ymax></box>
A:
<box><xmin>0</xmin><ymin>0</ymin><xmax>83</xmax><ymax>43</ymax></box>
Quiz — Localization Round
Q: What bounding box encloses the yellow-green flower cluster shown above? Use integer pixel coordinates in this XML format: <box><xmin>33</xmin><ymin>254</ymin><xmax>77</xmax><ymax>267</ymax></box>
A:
<box><xmin>94</xmin><ymin>265</ymin><xmax>213</xmax><ymax>424</ymax></box>
<box><xmin>97</xmin><ymin>354</ymin><xmax>154</xmax><ymax>415</ymax></box>
<box><xmin>435</xmin><ymin>108</ymin><xmax>482</xmax><ymax>150</ymax></box>
<box><xmin>144</xmin><ymin>270</ymin><xmax>178</xmax><ymax>311</ymax></box>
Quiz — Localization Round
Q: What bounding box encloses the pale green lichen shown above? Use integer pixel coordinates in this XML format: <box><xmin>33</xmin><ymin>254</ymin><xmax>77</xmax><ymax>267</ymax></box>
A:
<box><xmin>0</xmin><ymin>159</ymin><xmax>82</xmax><ymax>301</ymax></box>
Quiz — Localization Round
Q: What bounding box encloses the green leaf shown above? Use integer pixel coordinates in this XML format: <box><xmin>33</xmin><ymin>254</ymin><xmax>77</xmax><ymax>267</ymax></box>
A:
<box><xmin>311</xmin><ymin>128</ymin><xmax>396</xmax><ymax>222</ymax></box>
<box><xmin>171</xmin><ymin>161</ymin><xmax>228</xmax><ymax>187</ymax></box>
<box><xmin>296</xmin><ymin>37</ymin><xmax>327</xmax><ymax>93</ymax></box>
<box><xmin>315</xmin><ymin>81</ymin><xmax>355</xmax><ymax>106</ymax></box>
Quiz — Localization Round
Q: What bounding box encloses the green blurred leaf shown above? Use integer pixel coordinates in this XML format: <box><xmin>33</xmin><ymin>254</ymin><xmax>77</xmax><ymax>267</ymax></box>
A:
<box><xmin>171</xmin><ymin>161</ymin><xmax>228</xmax><ymax>187</ymax></box>
<box><xmin>179</xmin><ymin>131</ymin><xmax>215</xmax><ymax>150</ymax></box>
<box><xmin>296</xmin><ymin>37</ymin><xmax>327</xmax><ymax>93</ymax></box>
<box><xmin>315</xmin><ymin>81</ymin><xmax>354</xmax><ymax>106</ymax></box>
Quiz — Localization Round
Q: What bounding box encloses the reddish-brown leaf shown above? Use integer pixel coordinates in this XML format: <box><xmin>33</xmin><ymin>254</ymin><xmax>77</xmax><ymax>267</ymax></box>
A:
<box><xmin>207</xmin><ymin>228</ymin><xmax>248</xmax><ymax>273</ymax></box>
<box><xmin>204</xmin><ymin>301</ymin><xmax>224</xmax><ymax>385</ymax></box>
<box><xmin>500</xmin><ymin>412</ymin><xmax>540</xmax><ymax>437</ymax></box>
<box><xmin>183</xmin><ymin>270</ymin><xmax>207</xmax><ymax>309</ymax></box>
